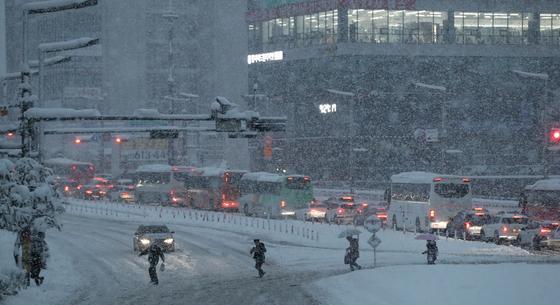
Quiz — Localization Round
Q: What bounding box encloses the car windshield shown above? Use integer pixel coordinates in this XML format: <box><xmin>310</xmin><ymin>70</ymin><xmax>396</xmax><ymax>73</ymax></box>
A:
<box><xmin>466</xmin><ymin>214</ymin><xmax>488</xmax><ymax>226</ymax></box>
<box><xmin>139</xmin><ymin>226</ymin><xmax>169</xmax><ymax>234</ymax></box>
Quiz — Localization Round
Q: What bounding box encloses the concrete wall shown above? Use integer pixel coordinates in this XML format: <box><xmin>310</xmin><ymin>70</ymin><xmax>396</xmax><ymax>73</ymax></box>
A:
<box><xmin>0</xmin><ymin>0</ymin><xmax>5</xmax><ymax>77</ymax></box>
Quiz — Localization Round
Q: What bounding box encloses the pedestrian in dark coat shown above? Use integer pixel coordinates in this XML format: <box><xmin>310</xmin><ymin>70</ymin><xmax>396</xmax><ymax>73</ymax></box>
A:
<box><xmin>345</xmin><ymin>236</ymin><xmax>361</xmax><ymax>271</ymax></box>
<box><xmin>139</xmin><ymin>244</ymin><xmax>165</xmax><ymax>285</ymax></box>
<box><xmin>29</xmin><ymin>231</ymin><xmax>49</xmax><ymax>286</ymax></box>
<box><xmin>250</xmin><ymin>239</ymin><xmax>266</xmax><ymax>278</ymax></box>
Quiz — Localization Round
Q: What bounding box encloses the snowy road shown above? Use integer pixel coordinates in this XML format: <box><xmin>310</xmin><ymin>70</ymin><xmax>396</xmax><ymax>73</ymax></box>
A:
<box><xmin>46</xmin><ymin>214</ymin><xmax>336</xmax><ymax>305</ymax></box>
<box><xmin>5</xmin><ymin>208</ymin><xmax>560</xmax><ymax>305</ymax></box>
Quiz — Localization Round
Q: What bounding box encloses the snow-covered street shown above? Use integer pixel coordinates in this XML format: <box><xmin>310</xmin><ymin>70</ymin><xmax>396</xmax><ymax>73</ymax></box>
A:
<box><xmin>2</xmin><ymin>200</ymin><xmax>560</xmax><ymax>305</ymax></box>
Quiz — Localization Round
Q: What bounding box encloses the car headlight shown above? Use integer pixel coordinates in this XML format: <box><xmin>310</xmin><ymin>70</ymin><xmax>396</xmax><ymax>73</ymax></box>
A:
<box><xmin>164</xmin><ymin>238</ymin><xmax>174</xmax><ymax>244</ymax></box>
<box><xmin>140</xmin><ymin>239</ymin><xmax>151</xmax><ymax>245</ymax></box>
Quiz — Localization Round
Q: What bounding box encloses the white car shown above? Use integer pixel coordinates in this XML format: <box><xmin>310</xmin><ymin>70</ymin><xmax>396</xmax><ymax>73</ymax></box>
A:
<box><xmin>480</xmin><ymin>214</ymin><xmax>529</xmax><ymax>244</ymax></box>
<box><xmin>324</xmin><ymin>195</ymin><xmax>358</xmax><ymax>225</ymax></box>
<box><xmin>517</xmin><ymin>221</ymin><xmax>560</xmax><ymax>250</ymax></box>
<box><xmin>295</xmin><ymin>200</ymin><xmax>328</xmax><ymax>221</ymax></box>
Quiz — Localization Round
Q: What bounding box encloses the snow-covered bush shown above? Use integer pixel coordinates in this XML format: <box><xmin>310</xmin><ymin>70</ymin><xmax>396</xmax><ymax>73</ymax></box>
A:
<box><xmin>0</xmin><ymin>158</ymin><xmax>64</xmax><ymax>232</ymax></box>
<box><xmin>0</xmin><ymin>158</ymin><xmax>64</xmax><ymax>297</ymax></box>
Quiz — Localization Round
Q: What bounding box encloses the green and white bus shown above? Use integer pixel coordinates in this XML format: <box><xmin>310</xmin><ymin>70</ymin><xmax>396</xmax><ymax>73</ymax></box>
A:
<box><xmin>238</xmin><ymin>172</ymin><xmax>313</xmax><ymax>218</ymax></box>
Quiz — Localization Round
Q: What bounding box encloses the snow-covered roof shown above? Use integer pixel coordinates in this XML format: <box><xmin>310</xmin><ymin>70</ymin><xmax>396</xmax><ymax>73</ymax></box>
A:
<box><xmin>25</xmin><ymin>108</ymin><xmax>100</xmax><ymax>119</ymax></box>
<box><xmin>525</xmin><ymin>179</ymin><xmax>560</xmax><ymax>191</ymax></box>
<box><xmin>241</xmin><ymin>172</ymin><xmax>284</xmax><ymax>183</ymax></box>
<box><xmin>23</xmin><ymin>0</ymin><xmax>96</xmax><ymax>14</ymax></box>
<box><xmin>391</xmin><ymin>171</ymin><xmax>449</xmax><ymax>184</ymax></box>
<box><xmin>136</xmin><ymin>164</ymin><xmax>172</xmax><ymax>173</ymax></box>
<box><xmin>43</xmin><ymin>158</ymin><xmax>92</xmax><ymax>166</ymax></box>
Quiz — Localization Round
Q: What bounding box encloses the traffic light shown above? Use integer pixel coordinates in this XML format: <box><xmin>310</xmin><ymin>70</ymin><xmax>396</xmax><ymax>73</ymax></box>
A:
<box><xmin>550</xmin><ymin>128</ymin><xmax>560</xmax><ymax>144</ymax></box>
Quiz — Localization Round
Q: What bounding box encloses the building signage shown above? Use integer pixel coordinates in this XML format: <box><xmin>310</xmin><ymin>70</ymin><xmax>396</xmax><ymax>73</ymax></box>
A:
<box><xmin>247</xmin><ymin>0</ymin><xmax>416</xmax><ymax>22</ymax></box>
<box><xmin>248</xmin><ymin>51</ymin><xmax>284</xmax><ymax>64</ymax></box>
<box><xmin>319</xmin><ymin>103</ymin><xmax>337</xmax><ymax>114</ymax></box>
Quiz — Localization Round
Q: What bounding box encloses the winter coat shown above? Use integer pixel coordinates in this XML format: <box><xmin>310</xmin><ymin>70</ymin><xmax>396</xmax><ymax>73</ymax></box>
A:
<box><xmin>348</xmin><ymin>238</ymin><xmax>359</xmax><ymax>259</ymax></box>
<box><xmin>250</xmin><ymin>242</ymin><xmax>266</xmax><ymax>263</ymax></box>
<box><xmin>30</xmin><ymin>234</ymin><xmax>49</xmax><ymax>269</ymax></box>
<box><xmin>140</xmin><ymin>245</ymin><xmax>165</xmax><ymax>266</ymax></box>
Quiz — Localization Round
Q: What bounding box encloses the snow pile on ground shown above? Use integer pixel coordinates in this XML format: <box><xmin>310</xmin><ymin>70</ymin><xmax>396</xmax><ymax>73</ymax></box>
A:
<box><xmin>309</xmin><ymin>263</ymin><xmax>560</xmax><ymax>305</ymax></box>
<box><xmin>0</xmin><ymin>230</ymin><xmax>81</xmax><ymax>305</ymax></box>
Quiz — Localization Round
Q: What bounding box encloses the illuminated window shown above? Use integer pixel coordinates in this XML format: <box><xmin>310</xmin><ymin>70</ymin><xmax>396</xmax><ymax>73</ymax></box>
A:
<box><xmin>389</xmin><ymin>10</ymin><xmax>404</xmax><ymax>43</ymax></box>
<box><xmin>540</xmin><ymin>14</ymin><xmax>560</xmax><ymax>46</ymax></box>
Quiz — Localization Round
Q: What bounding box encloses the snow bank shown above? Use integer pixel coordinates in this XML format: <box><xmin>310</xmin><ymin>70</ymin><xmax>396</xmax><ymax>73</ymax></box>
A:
<box><xmin>512</xmin><ymin>69</ymin><xmax>549</xmax><ymax>81</ymax></box>
<box><xmin>38</xmin><ymin>37</ymin><xmax>98</xmax><ymax>53</ymax></box>
<box><xmin>326</xmin><ymin>89</ymin><xmax>355</xmax><ymax>97</ymax></box>
<box><xmin>23</xmin><ymin>0</ymin><xmax>96</xmax><ymax>14</ymax></box>
<box><xmin>309</xmin><ymin>263</ymin><xmax>560</xmax><ymax>305</ymax></box>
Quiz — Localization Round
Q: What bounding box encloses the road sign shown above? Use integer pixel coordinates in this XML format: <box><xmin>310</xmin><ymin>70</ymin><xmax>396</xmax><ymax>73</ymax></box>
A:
<box><xmin>364</xmin><ymin>215</ymin><xmax>382</xmax><ymax>233</ymax></box>
<box><xmin>368</xmin><ymin>235</ymin><xmax>382</xmax><ymax>249</ymax></box>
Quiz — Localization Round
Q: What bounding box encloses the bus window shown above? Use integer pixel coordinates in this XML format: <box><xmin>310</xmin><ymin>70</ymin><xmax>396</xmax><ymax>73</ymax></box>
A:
<box><xmin>286</xmin><ymin>176</ymin><xmax>311</xmax><ymax>190</ymax></box>
<box><xmin>434</xmin><ymin>183</ymin><xmax>469</xmax><ymax>198</ymax></box>
<box><xmin>391</xmin><ymin>183</ymin><xmax>430</xmax><ymax>202</ymax></box>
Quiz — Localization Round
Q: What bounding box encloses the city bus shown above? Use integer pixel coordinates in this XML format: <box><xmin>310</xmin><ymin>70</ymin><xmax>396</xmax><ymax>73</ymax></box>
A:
<box><xmin>44</xmin><ymin>157</ymin><xmax>95</xmax><ymax>185</ymax></box>
<box><xmin>387</xmin><ymin>172</ymin><xmax>472</xmax><ymax>232</ymax></box>
<box><xmin>521</xmin><ymin>178</ymin><xmax>560</xmax><ymax>221</ymax></box>
<box><xmin>182</xmin><ymin>167</ymin><xmax>247</xmax><ymax>211</ymax></box>
<box><xmin>134</xmin><ymin>164</ymin><xmax>195</xmax><ymax>205</ymax></box>
<box><xmin>238</xmin><ymin>172</ymin><xmax>313</xmax><ymax>218</ymax></box>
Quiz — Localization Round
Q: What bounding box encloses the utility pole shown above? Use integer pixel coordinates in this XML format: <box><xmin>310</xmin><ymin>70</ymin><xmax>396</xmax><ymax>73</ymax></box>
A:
<box><xmin>163</xmin><ymin>0</ymin><xmax>179</xmax><ymax>165</ymax></box>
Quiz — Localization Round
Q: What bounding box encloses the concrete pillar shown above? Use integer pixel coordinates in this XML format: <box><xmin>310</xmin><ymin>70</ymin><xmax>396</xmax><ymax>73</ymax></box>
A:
<box><xmin>445</xmin><ymin>10</ymin><xmax>455</xmax><ymax>44</ymax></box>
<box><xmin>338</xmin><ymin>8</ymin><xmax>348</xmax><ymax>43</ymax></box>
<box><xmin>528</xmin><ymin>12</ymin><xmax>540</xmax><ymax>45</ymax></box>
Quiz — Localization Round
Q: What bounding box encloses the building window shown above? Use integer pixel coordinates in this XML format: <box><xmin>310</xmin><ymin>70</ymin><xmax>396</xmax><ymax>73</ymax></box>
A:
<box><xmin>373</xmin><ymin>10</ymin><xmax>388</xmax><ymax>43</ymax></box>
<box><xmin>540</xmin><ymin>14</ymin><xmax>560</xmax><ymax>46</ymax></box>
<box><xmin>455</xmin><ymin>12</ymin><xmax>526</xmax><ymax>45</ymax></box>
<box><xmin>404</xmin><ymin>11</ymin><xmax>418</xmax><ymax>43</ymax></box>
<box><xmin>388</xmin><ymin>10</ymin><xmax>403</xmax><ymax>43</ymax></box>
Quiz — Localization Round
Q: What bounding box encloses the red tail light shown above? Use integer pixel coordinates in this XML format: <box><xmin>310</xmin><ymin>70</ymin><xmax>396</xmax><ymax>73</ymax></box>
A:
<box><xmin>280</xmin><ymin>200</ymin><xmax>286</xmax><ymax>208</ymax></box>
<box><xmin>502</xmin><ymin>226</ymin><xmax>508</xmax><ymax>233</ymax></box>
<box><xmin>462</xmin><ymin>178</ymin><xmax>471</xmax><ymax>183</ymax></box>
<box><xmin>337</xmin><ymin>208</ymin><xmax>344</xmax><ymax>214</ymax></box>
<box><xmin>377</xmin><ymin>213</ymin><xmax>387</xmax><ymax>219</ymax></box>
<box><xmin>86</xmin><ymin>190</ymin><xmax>93</xmax><ymax>194</ymax></box>
<box><xmin>464</xmin><ymin>222</ymin><xmax>471</xmax><ymax>229</ymax></box>
<box><xmin>222</xmin><ymin>201</ymin><xmax>239</xmax><ymax>209</ymax></box>
<box><xmin>77</xmin><ymin>185</ymin><xmax>82</xmax><ymax>190</ymax></box>
<box><xmin>540</xmin><ymin>228</ymin><xmax>552</xmax><ymax>234</ymax></box>
<box><xmin>64</xmin><ymin>186</ymin><xmax>70</xmax><ymax>192</ymax></box>
<box><xmin>429</xmin><ymin>209</ymin><xmax>436</xmax><ymax>220</ymax></box>
<box><xmin>433</xmin><ymin>177</ymin><xmax>442</xmax><ymax>182</ymax></box>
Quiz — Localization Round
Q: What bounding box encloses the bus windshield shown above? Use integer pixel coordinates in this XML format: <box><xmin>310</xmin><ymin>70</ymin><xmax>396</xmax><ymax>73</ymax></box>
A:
<box><xmin>391</xmin><ymin>183</ymin><xmax>430</xmax><ymax>202</ymax></box>
<box><xmin>136</xmin><ymin>173</ymin><xmax>170</xmax><ymax>184</ymax></box>
<box><xmin>434</xmin><ymin>183</ymin><xmax>470</xmax><ymax>198</ymax></box>
<box><xmin>286</xmin><ymin>176</ymin><xmax>311</xmax><ymax>190</ymax></box>
<box><xmin>527</xmin><ymin>190</ymin><xmax>560</xmax><ymax>207</ymax></box>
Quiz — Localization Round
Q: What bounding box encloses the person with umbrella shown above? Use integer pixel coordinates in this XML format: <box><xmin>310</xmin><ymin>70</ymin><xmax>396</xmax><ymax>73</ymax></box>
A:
<box><xmin>416</xmin><ymin>234</ymin><xmax>439</xmax><ymax>264</ymax></box>
<box><xmin>339</xmin><ymin>229</ymin><xmax>362</xmax><ymax>271</ymax></box>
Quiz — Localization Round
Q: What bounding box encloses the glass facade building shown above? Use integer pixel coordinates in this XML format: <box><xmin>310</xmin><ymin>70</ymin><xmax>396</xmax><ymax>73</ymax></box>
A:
<box><xmin>246</xmin><ymin>0</ymin><xmax>560</xmax><ymax>182</ymax></box>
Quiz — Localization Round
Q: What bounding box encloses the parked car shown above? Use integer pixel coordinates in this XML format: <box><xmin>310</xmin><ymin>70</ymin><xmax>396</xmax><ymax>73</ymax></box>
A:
<box><xmin>324</xmin><ymin>195</ymin><xmax>358</xmax><ymax>224</ymax></box>
<box><xmin>546</xmin><ymin>227</ymin><xmax>560</xmax><ymax>250</ymax></box>
<box><xmin>517</xmin><ymin>221</ymin><xmax>560</xmax><ymax>250</ymax></box>
<box><xmin>480</xmin><ymin>214</ymin><xmax>529</xmax><ymax>244</ymax></box>
<box><xmin>133</xmin><ymin>225</ymin><xmax>175</xmax><ymax>253</ymax></box>
<box><xmin>446</xmin><ymin>208</ymin><xmax>491</xmax><ymax>240</ymax></box>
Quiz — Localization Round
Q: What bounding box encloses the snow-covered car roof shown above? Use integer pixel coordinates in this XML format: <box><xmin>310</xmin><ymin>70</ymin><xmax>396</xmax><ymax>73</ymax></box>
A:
<box><xmin>525</xmin><ymin>179</ymin><xmax>560</xmax><ymax>191</ymax></box>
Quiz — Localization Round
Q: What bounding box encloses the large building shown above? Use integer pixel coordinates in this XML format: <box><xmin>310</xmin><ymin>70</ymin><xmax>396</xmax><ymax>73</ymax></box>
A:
<box><xmin>246</xmin><ymin>0</ymin><xmax>560</xmax><ymax>183</ymax></box>
<box><xmin>3</xmin><ymin>0</ymin><xmax>250</xmax><ymax>169</ymax></box>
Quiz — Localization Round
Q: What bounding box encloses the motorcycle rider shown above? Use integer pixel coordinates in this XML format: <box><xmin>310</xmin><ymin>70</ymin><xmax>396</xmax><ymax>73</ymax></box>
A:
<box><xmin>422</xmin><ymin>240</ymin><xmax>438</xmax><ymax>264</ymax></box>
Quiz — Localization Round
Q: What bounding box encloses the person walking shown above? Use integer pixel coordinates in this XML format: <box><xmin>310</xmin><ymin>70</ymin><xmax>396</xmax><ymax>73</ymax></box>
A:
<box><xmin>345</xmin><ymin>236</ymin><xmax>361</xmax><ymax>271</ymax></box>
<box><xmin>250</xmin><ymin>239</ymin><xmax>266</xmax><ymax>278</ymax></box>
<box><xmin>13</xmin><ymin>227</ymin><xmax>32</xmax><ymax>286</ymax></box>
<box><xmin>139</xmin><ymin>244</ymin><xmax>165</xmax><ymax>285</ymax></box>
<box><xmin>29</xmin><ymin>231</ymin><xmax>49</xmax><ymax>286</ymax></box>
<box><xmin>422</xmin><ymin>240</ymin><xmax>438</xmax><ymax>264</ymax></box>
